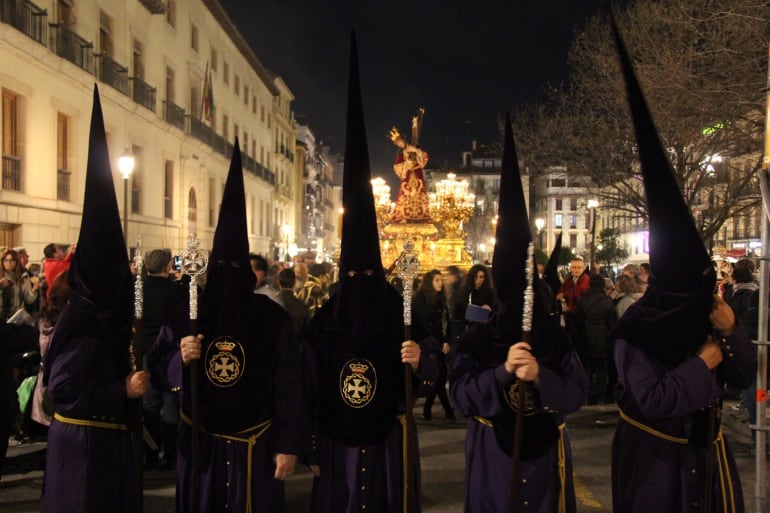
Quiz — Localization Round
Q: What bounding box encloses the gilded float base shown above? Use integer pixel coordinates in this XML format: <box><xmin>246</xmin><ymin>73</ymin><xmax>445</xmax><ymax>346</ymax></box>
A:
<box><xmin>381</xmin><ymin>222</ymin><xmax>472</xmax><ymax>274</ymax></box>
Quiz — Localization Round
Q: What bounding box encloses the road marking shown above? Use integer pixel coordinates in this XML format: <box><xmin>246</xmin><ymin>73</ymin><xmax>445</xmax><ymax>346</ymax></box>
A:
<box><xmin>573</xmin><ymin>473</ymin><xmax>603</xmax><ymax>508</ymax></box>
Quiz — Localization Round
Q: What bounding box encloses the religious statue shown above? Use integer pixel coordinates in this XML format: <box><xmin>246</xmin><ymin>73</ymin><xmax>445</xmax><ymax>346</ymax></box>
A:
<box><xmin>389</xmin><ymin>108</ymin><xmax>432</xmax><ymax>223</ymax></box>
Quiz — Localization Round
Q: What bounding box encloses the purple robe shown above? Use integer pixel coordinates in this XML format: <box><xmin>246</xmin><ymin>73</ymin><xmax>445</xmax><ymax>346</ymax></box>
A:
<box><xmin>154</xmin><ymin>296</ymin><xmax>308</xmax><ymax>513</ymax></box>
<box><xmin>612</xmin><ymin>325</ymin><xmax>756</xmax><ymax>513</ymax></box>
<box><xmin>451</xmin><ymin>349</ymin><xmax>587</xmax><ymax>513</ymax></box>
<box><xmin>40</xmin><ymin>334</ymin><xmax>136</xmax><ymax>513</ymax></box>
<box><xmin>304</xmin><ymin>338</ymin><xmax>438</xmax><ymax>513</ymax></box>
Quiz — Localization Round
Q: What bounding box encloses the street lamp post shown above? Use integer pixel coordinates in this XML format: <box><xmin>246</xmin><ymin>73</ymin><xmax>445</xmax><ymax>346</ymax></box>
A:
<box><xmin>118</xmin><ymin>148</ymin><xmax>135</xmax><ymax>243</ymax></box>
<box><xmin>587</xmin><ymin>199</ymin><xmax>599</xmax><ymax>265</ymax></box>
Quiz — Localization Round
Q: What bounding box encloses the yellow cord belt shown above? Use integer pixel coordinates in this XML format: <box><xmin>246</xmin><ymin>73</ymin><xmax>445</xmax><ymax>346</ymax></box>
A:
<box><xmin>619</xmin><ymin>409</ymin><xmax>737</xmax><ymax>513</ymax></box>
<box><xmin>473</xmin><ymin>417</ymin><xmax>568</xmax><ymax>513</ymax></box>
<box><xmin>180</xmin><ymin>411</ymin><xmax>272</xmax><ymax>513</ymax></box>
<box><xmin>53</xmin><ymin>412</ymin><xmax>127</xmax><ymax>430</ymax></box>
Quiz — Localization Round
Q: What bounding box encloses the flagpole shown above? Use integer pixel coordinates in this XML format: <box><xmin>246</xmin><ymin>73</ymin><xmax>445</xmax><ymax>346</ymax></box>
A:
<box><xmin>199</xmin><ymin>61</ymin><xmax>209</xmax><ymax>123</ymax></box>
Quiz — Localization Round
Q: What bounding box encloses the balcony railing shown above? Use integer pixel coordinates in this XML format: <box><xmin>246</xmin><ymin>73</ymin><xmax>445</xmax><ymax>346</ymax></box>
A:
<box><xmin>97</xmin><ymin>54</ymin><xmax>129</xmax><ymax>96</ymax></box>
<box><xmin>129</xmin><ymin>77</ymin><xmax>156</xmax><ymax>112</ymax></box>
<box><xmin>0</xmin><ymin>0</ymin><xmax>47</xmax><ymax>44</ymax></box>
<box><xmin>2</xmin><ymin>155</ymin><xmax>21</xmax><ymax>191</ymax></box>
<box><xmin>56</xmin><ymin>169</ymin><xmax>70</xmax><ymax>201</ymax></box>
<box><xmin>49</xmin><ymin>23</ymin><xmax>94</xmax><ymax>73</ymax></box>
<box><xmin>211</xmin><ymin>133</ymin><xmax>227</xmax><ymax>156</ymax></box>
<box><xmin>189</xmin><ymin>116</ymin><xmax>213</xmax><ymax>145</ymax></box>
<box><xmin>138</xmin><ymin>0</ymin><xmax>166</xmax><ymax>14</ymax></box>
<box><xmin>163</xmin><ymin>101</ymin><xmax>185</xmax><ymax>131</ymax></box>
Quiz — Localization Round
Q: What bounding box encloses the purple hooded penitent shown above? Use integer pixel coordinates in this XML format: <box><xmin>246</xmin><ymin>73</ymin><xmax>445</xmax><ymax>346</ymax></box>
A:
<box><xmin>449</xmin><ymin>113</ymin><xmax>587</xmax><ymax>513</ymax></box>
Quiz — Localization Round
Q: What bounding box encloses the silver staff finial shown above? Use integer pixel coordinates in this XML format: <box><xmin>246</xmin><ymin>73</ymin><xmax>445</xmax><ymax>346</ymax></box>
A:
<box><xmin>396</xmin><ymin>240</ymin><xmax>420</xmax><ymax>327</ymax></box>
<box><xmin>180</xmin><ymin>233</ymin><xmax>209</xmax><ymax>320</ymax></box>
<box><xmin>522</xmin><ymin>242</ymin><xmax>535</xmax><ymax>333</ymax></box>
<box><xmin>133</xmin><ymin>235</ymin><xmax>144</xmax><ymax>320</ymax></box>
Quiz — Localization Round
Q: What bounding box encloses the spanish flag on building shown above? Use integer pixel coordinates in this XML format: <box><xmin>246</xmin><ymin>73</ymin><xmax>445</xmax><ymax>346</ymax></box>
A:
<box><xmin>202</xmin><ymin>67</ymin><xmax>214</xmax><ymax>124</ymax></box>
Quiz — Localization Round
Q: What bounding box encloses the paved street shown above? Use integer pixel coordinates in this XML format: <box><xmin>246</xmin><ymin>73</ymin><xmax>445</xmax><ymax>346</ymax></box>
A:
<box><xmin>1</xmin><ymin>400</ymin><xmax>767</xmax><ymax>513</ymax></box>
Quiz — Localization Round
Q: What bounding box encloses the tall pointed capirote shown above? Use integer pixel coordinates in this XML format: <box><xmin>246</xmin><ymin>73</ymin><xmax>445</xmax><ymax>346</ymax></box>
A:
<box><xmin>612</xmin><ymin>19</ymin><xmax>712</xmax><ymax>292</ymax></box>
<box><xmin>611</xmin><ymin>17</ymin><xmax>716</xmax><ymax>367</ymax></box>
<box><xmin>338</xmin><ymin>31</ymin><xmax>383</xmax><ymax>279</ymax></box>
<box><xmin>491</xmin><ymin>113</ymin><xmax>532</xmax><ymax>338</ymax></box>
<box><xmin>208</xmin><ymin>137</ymin><xmax>250</xmax><ymax>271</ymax></box>
<box><xmin>69</xmin><ymin>84</ymin><xmax>133</xmax><ymax>314</ymax></box>
<box><xmin>544</xmin><ymin>232</ymin><xmax>563</xmax><ymax>296</ymax></box>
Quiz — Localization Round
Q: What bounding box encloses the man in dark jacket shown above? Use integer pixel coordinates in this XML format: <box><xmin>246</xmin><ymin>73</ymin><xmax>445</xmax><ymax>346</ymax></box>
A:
<box><xmin>142</xmin><ymin>248</ymin><xmax>188</xmax><ymax>468</ymax></box>
<box><xmin>575</xmin><ymin>274</ymin><xmax>617</xmax><ymax>404</ymax></box>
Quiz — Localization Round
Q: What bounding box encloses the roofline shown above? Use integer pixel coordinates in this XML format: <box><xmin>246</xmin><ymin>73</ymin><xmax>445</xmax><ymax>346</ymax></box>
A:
<box><xmin>201</xmin><ymin>0</ymin><xmax>281</xmax><ymax>97</ymax></box>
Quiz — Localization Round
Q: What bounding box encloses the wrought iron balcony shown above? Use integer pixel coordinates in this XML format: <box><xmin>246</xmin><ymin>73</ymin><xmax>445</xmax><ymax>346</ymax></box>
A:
<box><xmin>49</xmin><ymin>23</ymin><xmax>93</xmax><ymax>73</ymax></box>
<box><xmin>129</xmin><ymin>77</ymin><xmax>156</xmax><ymax>112</ymax></box>
<box><xmin>97</xmin><ymin>54</ymin><xmax>128</xmax><ymax>96</ymax></box>
<box><xmin>189</xmin><ymin>116</ymin><xmax>213</xmax><ymax>145</ymax></box>
<box><xmin>163</xmin><ymin>100</ymin><xmax>185</xmax><ymax>131</ymax></box>
<box><xmin>0</xmin><ymin>0</ymin><xmax>47</xmax><ymax>44</ymax></box>
<box><xmin>137</xmin><ymin>0</ymin><xmax>166</xmax><ymax>15</ymax></box>
<box><xmin>2</xmin><ymin>154</ymin><xmax>21</xmax><ymax>191</ymax></box>
<box><xmin>56</xmin><ymin>169</ymin><xmax>70</xmax><ymax>201</ymax></box>
<box><xmin>211</xmin><ymin>133</ymin><xmax>227</xmax><ymax>156</ymax></box>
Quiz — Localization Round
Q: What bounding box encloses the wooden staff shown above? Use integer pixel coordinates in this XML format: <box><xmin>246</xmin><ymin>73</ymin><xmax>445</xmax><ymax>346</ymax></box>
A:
<box><xmin>396</xmin><ymin>240</ymin><xmax>420</xmax><ymax>513</ymax></box>
<box><xmin>180</xmin><ymin>233</ymin><xmax>208</xmax><ymax>513</ymax></box>
<box><xmin>132</xmin><ymin>235</ymin><xmax>144</xmax><ymax>513</ymax></box>
<box><xmin>511</xmin><ymin>243</ymin><xmax>535</xmax><ymax>513</ymax></box>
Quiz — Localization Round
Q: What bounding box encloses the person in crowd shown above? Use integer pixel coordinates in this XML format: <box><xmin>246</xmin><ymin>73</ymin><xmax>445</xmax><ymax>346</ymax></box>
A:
<box><xmin>737</xmin><ymin>289</ymin><xmax>769</xmax><ymax>441</ymax></box>
<box><xmin>414</xmin><ymin>269</ymin><xmax>455</xmax><ymax>422</ymax></box>
<box><xmin>558</xmin><ymin>257</ymin><xmax>591</xmax><ymax>313</ymax></box>
<box><xmin>277</xmin><ymin>267</ymin><xmax>311</xmax><ymax>345</ymax></box>
<box><xmin>0</xmin><ymin>248</ymin><xmax>39</xmax><ymax>323</ymax></box>
<box><xmin>0</xmin><ymin>312</ymin><xmax>38</xmax><ymax>483</ymax></box>
<box><xmin>297</xmin><ymin>262</ymin><xmax>329</xmax><ymax>317</ymax></box>
<box><xmin>574</xmin><ymin>274</ymin><xmax>617</xmax><ymax>405</ymax></box>
<box><xmin>40</xmin><ymin>86</ymin><xmax>149</xmax><ymax>513</ymax></box>
<box><xmin>42</xmin><ymin>243</ymin><xmax>75</xmax><ymax>297</ymax></box>
<box><xmin>250</xmin><ymin>253</ymin><xmax>283</xmax><ymax>306</ymax></box>
<box><xmin>444</xmin><ymin>265</ymin><xmax>466</xmax><ymax>345</ymax></box>
<box><xmin>451</xmin><ymin>114</ymin><xmax>587</xmax><ymax>513</ymax></box>
<box><xmin>29</xmin><ymin>270</ymin><xmax>71</xmax><ymax>435</ymax></box>
<box><xmin>249</xmin><ymin>253</ymin><xmax>269</xmax><ymax>290</ymax></box>
<box><xmin>637</xmin><ymin>262</ymin><xmax>651</xmax><ymax>294</ymax></box>
<box><xmin>557</xmin><ymin>256</ymin><xmax>591</xmax><ymax>362</ymax></box>
<box><xmin>459</xmin><ymin>263</ymin><xmax>494</xmax><ymax>317</ymax></box>
<box><xmin>613</xmin><ymin>275</ymin><xmax>640</xmax><ymax>320</ymax></box>
<box><xmin>610</xmin><ymin>25</ymin><xmax>755</xmax><ymax>513</ymax></box>
<box><xmin>591</xmin><ymin>259</ymin><xmax>609</xmax><ymax>278</ymax></box>
<box><xmin>153</xmin><ymin>140</ymin><xmax>307</xmax><ymax>513</ymax></box>
<box><xmin>13</xmin><ymin>247</ymin><xmax>40</xmax><ymax>316</ymax></box>
<box><xmin>141</xmin><ymin>248</ymin><xmax>188</xmax><ymax>469</ymax></box>
<box><xmin>293</xmin><ymin>261</ymin><xmax>309</xmax><ymax>293</ymax></box>
<box><xmin>304</xmin><ymin>37</ymin><xmax>438</xmax><ymax>512</ymax></box>
<box><xmin>728</xmin><ymin>266</ymin><xmax>758</xmax><ymax>321</ymax></box>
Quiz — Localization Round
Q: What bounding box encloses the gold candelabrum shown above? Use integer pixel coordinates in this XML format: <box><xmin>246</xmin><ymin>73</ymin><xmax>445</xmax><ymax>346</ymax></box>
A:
<box><xmin>428</xmin><ymin>173</ymin><xmax>475</xmax><ymax>239</ymax></box>
<box><xmin>371</xmin><ymin>177</ymin><xmax>393</xmax><ymax>229</ymax></box>
<box><xmin>371</xmin><ymin>173</ymin><xmax>474</xmax><ymax>274</ymax></box>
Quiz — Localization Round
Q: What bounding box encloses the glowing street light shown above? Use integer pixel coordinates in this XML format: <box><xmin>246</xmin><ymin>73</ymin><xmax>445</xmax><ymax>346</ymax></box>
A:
<box><xmin>118</xmin><ymin>148</ymin><xmax>135</xmax><ymax>242</ymax></box>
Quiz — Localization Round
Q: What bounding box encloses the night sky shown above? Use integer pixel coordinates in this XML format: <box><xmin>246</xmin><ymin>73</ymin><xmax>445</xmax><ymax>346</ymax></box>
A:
<box><xmin>218</xmin><ymin>1</ymin><xmax>608</xmax><ymax>186</ymax></box>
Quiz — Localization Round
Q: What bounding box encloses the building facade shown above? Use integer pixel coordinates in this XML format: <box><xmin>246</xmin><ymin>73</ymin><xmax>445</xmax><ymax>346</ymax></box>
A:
<box><xmin>0</xmin><ymin>0</ymin><xmax>300</xmax><ymax>261</ymax></box>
